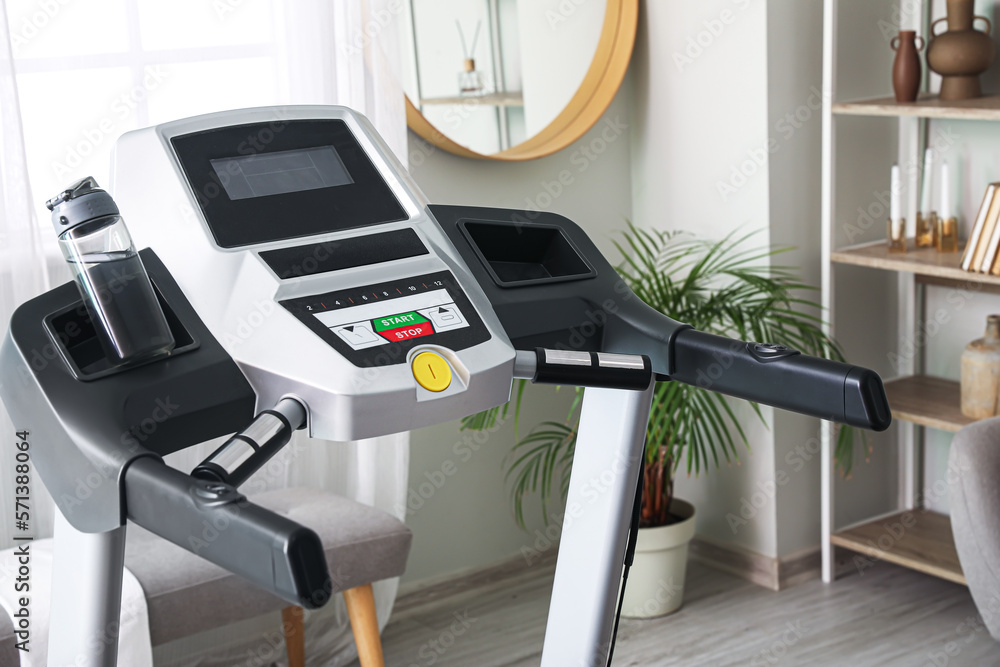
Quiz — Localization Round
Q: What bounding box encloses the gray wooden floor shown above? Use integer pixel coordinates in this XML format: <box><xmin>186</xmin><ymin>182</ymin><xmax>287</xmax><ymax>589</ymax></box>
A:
<box><xmin>370</xmin><ymin>558</ymin><xmax>1000</xmax><ymax>666</ymax></box>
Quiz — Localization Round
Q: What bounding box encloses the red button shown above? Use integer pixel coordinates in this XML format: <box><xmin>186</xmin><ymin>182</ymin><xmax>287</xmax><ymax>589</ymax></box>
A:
<box><xmin>377</xmin><ymin>321</ymin><xmax>435</xmax><ymax>342</ymax></box>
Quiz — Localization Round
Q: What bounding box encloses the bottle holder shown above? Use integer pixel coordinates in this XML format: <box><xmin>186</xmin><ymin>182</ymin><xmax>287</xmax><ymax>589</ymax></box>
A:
<box><xmin>459</xmin><ymin>220</ymin><xmax>596</xmax><ymax>288</ymax></box>
<box><xmin>43</xmin><ymin>280</ymin><xmax>198</xmax><ymax>381</ymax></box>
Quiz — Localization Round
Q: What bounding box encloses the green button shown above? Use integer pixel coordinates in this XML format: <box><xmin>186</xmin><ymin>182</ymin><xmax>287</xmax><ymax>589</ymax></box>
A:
<box><xmin>373</xmin><ymin>311</ymin><xmax>428</xmax><ymax>331</ymax></box>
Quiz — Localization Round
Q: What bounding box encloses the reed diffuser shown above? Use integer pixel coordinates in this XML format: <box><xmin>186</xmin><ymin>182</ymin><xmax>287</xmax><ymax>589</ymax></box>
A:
<box><xmin>457</xmin><ymin>20</ymin><xmax>486</xmax><ymax>96</ymax></box>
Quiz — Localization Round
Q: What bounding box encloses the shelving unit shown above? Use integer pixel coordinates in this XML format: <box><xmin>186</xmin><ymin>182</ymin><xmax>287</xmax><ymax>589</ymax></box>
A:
<box><xmin>833</xmin><ymin>93</ymin><xmax>1000</xmax><ymax>121</ymax></box>
<box><xmin>419</xmin><ymin>92</ymin><xmax>524</xmax><ymax>107</ymax></box>
<box><xmin>820</xmin><ymin>0</ymin><xmax>999</xmax><ymax>588</ymax></box>
<box><xmin>883</xmin><ymin>376</ymin><xmax>972</xmax><ymax>433</ymax></box>
<box><xmin>829</xmin><ymin>243</ymin><xmax>1000</xmax><ymax>436</ymax></box>
<box><xmin>830</xmin><ymin>510</ymin><xmax>965</xmax><ymax>585</ymax></box>
<box><xmin>831</xmin><ymin>241</ymin><xmax>1000</xmax><ymax>288</ymax></box>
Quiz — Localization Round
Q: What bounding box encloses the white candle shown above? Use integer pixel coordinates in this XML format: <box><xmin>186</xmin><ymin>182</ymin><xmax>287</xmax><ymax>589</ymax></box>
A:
<box><xmin>940</xmin><ymin>161</ymin><xmax>951</xmax><ymax>219</ymax></box>
<box><xmin>891</xmin><ymin>164</ymin><xmax>901</xmax><ymax>223</ymax></box>
<box><xmin>920</xmin><ymin>148</ymin><xmax>934</xmax><ymax>213</ymax></box>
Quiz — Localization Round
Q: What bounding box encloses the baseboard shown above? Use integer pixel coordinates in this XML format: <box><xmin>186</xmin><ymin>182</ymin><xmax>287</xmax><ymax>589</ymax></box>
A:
<box><xmin>689</xmin><ymin>536</ymin><xmax>821</xmax><ymax>591</ymax></box>
<box><xmin>396</xmin><ymin>534</ymin><xmax>818</xmax><ymax>612</ymax></box>
<box><xmin>778</xmin><ymin>546</ymin><xmax>822</xmax><ymax>589</ymax></box>
<box><xmin>395</xmin><ymin>547</ymin><xmax>559</xmax><ymax>615</ymax></box>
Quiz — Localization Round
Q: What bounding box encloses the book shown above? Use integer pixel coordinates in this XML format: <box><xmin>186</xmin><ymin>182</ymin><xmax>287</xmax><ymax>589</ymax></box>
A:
<box><xmin>990</xmin><ymin>228</ymin><xmax>1000</xmax><ymax>274</ymax></box>
<box><xmin>982</xmin><ymin>213</ymin><xmax>1000</xmax><ymax>272</ymax></box>
<box><xmin>991</xmin><ymin>245</ymin><xmax>1000</xmax><ymax>275</ymax></box>
<box><xmin>962</xmin><ymin>183</ymin><xmax>999</xmax><ymax>271</ymax></box>
<box><xmin>972</xmin><ymin>187</ymin><xmax>1000</xmax><ymax>272</ymax></box>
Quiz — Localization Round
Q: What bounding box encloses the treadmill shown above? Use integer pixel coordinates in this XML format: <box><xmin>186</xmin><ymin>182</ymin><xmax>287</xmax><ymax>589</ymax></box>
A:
<box><xmin>0</xmin><ymin>106</ymin><xmax>890</xmax><ymax>667</ymax></box>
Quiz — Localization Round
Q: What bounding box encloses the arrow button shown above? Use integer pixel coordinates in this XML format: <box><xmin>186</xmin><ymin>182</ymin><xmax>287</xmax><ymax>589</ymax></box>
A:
<box><xmin>418</xmin><ymin>303</ymin><xmax>468</xmax><ymax>332</ymax></box>
<box><xmin>332</xmin><ymin>321</ymin><xmax>384</xmax><ymax>349</ymax></box>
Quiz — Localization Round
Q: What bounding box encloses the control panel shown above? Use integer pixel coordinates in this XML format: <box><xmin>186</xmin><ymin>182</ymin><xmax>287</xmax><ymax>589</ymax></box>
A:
<box><xmin>113</xmin><ymin>106</ymin><xmax>516</xmax><ymax>441</ymax></box>
<box><xmin>279</xmin><ymin>270</ymin><xmax>490</xmax><ymax>367</ymax></box>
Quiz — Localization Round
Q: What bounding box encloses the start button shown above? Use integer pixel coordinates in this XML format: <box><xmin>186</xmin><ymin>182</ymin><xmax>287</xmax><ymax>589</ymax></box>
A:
<box><xmin>412</xmin><ymin>352</ymin><xmax>452</xmax><ymax>392</ymax></box>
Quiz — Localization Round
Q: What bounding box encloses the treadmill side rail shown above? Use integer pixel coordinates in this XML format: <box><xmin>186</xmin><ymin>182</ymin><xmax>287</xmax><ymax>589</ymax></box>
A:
<box><xmin>47</xmin><ymin>512</ymin><xmax>127</xmax><ymax>667</ymax></box>
<box><xmin>539</xmin><ymin>383</ymin><xmax>654</xmax><ymax>667</ymax></box>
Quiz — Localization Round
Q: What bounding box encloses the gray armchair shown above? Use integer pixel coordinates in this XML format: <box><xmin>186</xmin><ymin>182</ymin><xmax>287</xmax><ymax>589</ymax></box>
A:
<box><xmin>949</xmin><ymin>417</ymin><xmax>1000</xmax><ymax>639</ymax></box>
<box><xmin>0</xmin><ymin>487</ymin><xmax>412</xmax><ymax>666</ymax></box>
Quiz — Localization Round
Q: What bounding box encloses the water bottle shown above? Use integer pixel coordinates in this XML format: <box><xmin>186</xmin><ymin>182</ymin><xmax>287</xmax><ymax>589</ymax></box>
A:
<box><xmin>47</xmin><ymin>176</ymin><xmax>175</xmax><ymax>366</ymax></box>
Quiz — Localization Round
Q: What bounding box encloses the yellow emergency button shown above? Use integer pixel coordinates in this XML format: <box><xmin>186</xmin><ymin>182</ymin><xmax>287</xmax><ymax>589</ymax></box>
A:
<box><xmin>412</xmin><ymin>352</ymin><xmax>452</xmax><ymax>392</ymax></box>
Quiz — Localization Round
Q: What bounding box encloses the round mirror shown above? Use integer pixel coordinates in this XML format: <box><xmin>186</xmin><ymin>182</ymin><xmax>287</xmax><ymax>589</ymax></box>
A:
<box><xmin>401</xmin><ymin>0</ymin><xmax>637</xmax><ymax>161</ymax></box>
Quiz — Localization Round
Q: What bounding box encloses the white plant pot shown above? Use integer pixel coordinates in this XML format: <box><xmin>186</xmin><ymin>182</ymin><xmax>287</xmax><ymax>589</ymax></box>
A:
<box><xmin>621</xmin><ymin>498</ymin><xmax>696</xmax><ymax>618</ymax></box>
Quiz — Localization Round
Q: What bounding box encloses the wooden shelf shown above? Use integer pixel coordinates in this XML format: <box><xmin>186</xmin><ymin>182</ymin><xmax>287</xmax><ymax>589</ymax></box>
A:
<box><xmin>884</xmin><ymin>375</ymin><xmax>976</xmax><ymax>433</ymax></box>
<box><xmin>419</xmin><ymin>92</ymin><xmax>524</xmax><ymax>107</ymax></box>
<box><xmin>831</xmin><ymin>240</ymin><xmax>1000</xmax><ymax>289</ymax></box>
<box><xmin>831</xmin><ymin>509</ymin><xmax>965</xmax><ymax>585</ymax></box>
<box><xmin>833</xmin><ymin>93</ymin><xmax>1000</xmax><ymax>121</ymax></box>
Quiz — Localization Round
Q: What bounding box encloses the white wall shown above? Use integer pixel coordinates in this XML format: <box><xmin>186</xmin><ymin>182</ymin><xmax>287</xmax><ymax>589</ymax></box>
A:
<box><xmin>630</xmin><ymin>0</ymin><xmax>780</xmax><ymax>557</ymax></box>
<box><xmin>516</xmin><ymin>0</ymin><xmax>605</xmax><ymax>137</ymax></box>
<box><xmin>630</xmin><ymin>0</ymin><xmax>901</xmax><ymax>560</ymax></box>
<box><xmin>401</xmin><ymin>83</ymin><xmax>633</xmax><ymax>583</ymax></box>
<box><xmin>766</xmin><ymin>0</ymin><xmax>827</xmax><ymax>558</ymax></box>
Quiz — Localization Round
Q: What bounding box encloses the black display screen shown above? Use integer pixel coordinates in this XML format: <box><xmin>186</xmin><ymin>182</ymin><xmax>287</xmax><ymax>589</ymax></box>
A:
<box><xmin>171</xmin><ymin>119</ymin><xmax>408</xmax><ymax>248</ymax></box>
<box><xmin>210</xmin><ymin>146</ymin><xmax>354</xmax><ymax>200</ymax></box>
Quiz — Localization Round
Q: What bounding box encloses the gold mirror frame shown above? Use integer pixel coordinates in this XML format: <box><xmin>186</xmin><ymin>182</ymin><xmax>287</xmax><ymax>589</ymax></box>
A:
<box><xmin>405</xmin><ymin>0</ymin><xmax>638</xmax><ymax>161</ymax></box>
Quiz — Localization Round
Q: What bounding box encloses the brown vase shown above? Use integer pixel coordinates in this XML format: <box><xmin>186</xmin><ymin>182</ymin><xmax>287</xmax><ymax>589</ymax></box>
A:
<box><xmin>891</xmin><ymin>30</ymin><xmax>924</xmax><ymax>102</ymax></box>
<box><xmin>961</xmin><ymin>315</ymin><xmax>1000</xmax><ymax>419</ymax></box>
<box><xmin>927</xmin><ymin>0</ymin><xmax>994</xmax><ymax>100</ymax></box>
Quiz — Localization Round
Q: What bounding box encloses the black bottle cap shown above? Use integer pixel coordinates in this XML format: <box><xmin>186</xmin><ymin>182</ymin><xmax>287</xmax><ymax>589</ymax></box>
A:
<box><xmin>46</xmin><ymin>176</ymin><xmax>120</xmax><ymax>236</ymax></box>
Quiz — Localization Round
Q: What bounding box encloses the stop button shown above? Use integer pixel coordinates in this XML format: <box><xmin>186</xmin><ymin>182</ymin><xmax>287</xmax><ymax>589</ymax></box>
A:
<box><xmin>411</xmin><ymin>351</ymin><xmax>452</xmax><ymax>392</ymax></box>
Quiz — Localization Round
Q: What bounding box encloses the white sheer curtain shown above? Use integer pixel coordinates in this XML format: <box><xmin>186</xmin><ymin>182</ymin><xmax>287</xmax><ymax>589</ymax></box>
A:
<box><xmin>0</xmin><ymin>0</ymin><xmax>56</xmax><ymax>549</ymax></box>
<box><xmin>279</xmin><ymin>0</ymin><xmax>408</xmax><ymax>161</ymax></box>
<box><xmin>1</xmin><ymin>1</ymin><xmax>411</xmax><ymax>664</ymax></box>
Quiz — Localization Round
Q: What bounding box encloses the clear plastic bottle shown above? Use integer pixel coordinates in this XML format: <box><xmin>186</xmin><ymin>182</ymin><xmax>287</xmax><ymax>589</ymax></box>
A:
<box><xmin>47</xmin><ymin>176</ymin><xmax>175</xmax><ymax>366</ymax></box>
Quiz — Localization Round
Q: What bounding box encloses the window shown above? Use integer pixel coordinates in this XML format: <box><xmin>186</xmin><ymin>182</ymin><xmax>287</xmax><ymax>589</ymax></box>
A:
<box><xmin>7</xmin><ymin>0</ymin><xmax>281</xmax><ymax>233</ymax></box>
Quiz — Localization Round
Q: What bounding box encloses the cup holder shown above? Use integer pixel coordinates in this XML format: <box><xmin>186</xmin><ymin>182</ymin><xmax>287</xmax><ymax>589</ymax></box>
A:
<box><xmin>44</xmin><ymin>283</ymin><xmax>198</xmax><ymax>381</ymax></box>
<box><xmin>459</xmin><ymin>220</ymin><xmax>596</xmax><ymax>288</ymax></box>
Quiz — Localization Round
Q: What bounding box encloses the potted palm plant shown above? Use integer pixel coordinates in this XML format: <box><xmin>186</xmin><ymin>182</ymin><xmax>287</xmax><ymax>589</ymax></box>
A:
<box><xmin>463</xmin><ymin>225</ymin><xmax>860</xmax><ymax>617</ymax></box>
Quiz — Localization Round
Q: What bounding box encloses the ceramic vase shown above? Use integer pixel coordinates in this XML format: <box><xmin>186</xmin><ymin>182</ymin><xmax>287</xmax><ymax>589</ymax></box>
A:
<box><xmin>961</xmin><ymin>315</ymin><xmax>1000</xmax><ymax>419</ymax></box>
<box><xmin>927</xmin><ymin>0</ymin><xmax>994</xmax><ymax>101</ymax></box>
<box><xmin>892</xmin><ymin>30</ymin><xmax>924</xmax><ymax>102</ymax></box>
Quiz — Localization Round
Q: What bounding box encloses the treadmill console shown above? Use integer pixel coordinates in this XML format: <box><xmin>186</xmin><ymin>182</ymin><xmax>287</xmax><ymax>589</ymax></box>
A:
<box><xmin>279</xmin><ymin>270</ymin><xmax>490</xmax><ymax>366</ymax></box>
<box><xmin>112</xmin><ymin>107</ymin><xmax>515</xmax><ymax>440</ymax></box>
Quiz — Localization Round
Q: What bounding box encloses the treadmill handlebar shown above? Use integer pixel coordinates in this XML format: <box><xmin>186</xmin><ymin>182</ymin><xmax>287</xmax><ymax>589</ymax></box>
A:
<box><xmin>123</xmin><ymin>457</ymin><xmax>332</xmax><ymax>609</ymax></box>
<box><xmin>668</xmin><ymin>329</ymin><xmax>891</xmax><ymax>432</ymax></box>
<box><xmin>193</xmin><ymin>397</ymin><xmax>306</xmax><ymax>488</ymax></box>
<box><xmin>526</xmin><ymin>348</ymin><xmax>653</xmax><ymax>391</ymax></box>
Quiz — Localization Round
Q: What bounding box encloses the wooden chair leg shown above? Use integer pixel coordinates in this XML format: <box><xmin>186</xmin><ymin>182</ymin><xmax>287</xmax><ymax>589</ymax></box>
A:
<box><xmin>282</xmin><ymin>605</ymin><xmax>306</xmax><ymax>667</ymax></box>
<box><xmin>343</xmin><ymin>584</ymin><xmax>385</xmax><ymax>667</ymax></box>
